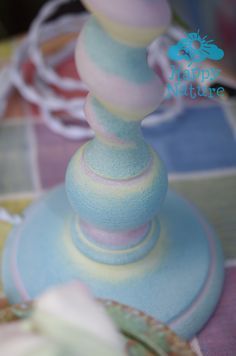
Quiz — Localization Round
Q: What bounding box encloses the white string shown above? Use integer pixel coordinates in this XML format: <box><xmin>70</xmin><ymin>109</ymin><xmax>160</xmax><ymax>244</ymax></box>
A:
<box><xmin>0</xmin><ymin>67</ymin><xmax>12</xmax><ymax>118</ymax></box>
<box><xmin>0</xmin><ymin>0</ymin><xmax>189</xmax><ymax>138</ymax></box>
<box><xmin>0</xmin><ymin>1</ymin><xmax>228</xmax><ymax>223</ymax></box>
<box><xmin>146</xmin><ymin>32</ymin><xmax>184</xmax><ymax>126</ymax></box>
<box><xmin>0</xmin><ymin>2</ymin><xmax>197</xmax><ymax>222</ymax></box>
<box><xmin>28</xmin><ymin>2</ymin><xmax>88</xmax><ymax>92</ymax></box>
<box><xmin>0</xmin><ymin>208</ymin><xmax>22</xmax><ymax>225</ymax></box>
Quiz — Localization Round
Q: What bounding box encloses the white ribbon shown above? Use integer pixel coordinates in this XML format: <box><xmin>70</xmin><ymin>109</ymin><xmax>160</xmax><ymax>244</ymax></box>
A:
<box><xmin>0</xmin><ymin>208</ymin><xmax>22</xmax><ymax>225</ymax></box>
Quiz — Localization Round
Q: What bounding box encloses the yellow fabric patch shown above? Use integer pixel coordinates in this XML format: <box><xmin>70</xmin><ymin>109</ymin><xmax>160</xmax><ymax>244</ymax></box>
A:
<box><xmin>0</xmin><ymin>198</ymin><xmax>32</xmax><ymax>291</ymax></box>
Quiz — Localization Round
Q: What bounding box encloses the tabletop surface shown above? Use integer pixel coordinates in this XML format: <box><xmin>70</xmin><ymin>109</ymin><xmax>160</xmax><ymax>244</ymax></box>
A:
<box><xmin>0</xmin><ymin>35</ymin><xmax>235</xmax><ymax>356</ymax></box>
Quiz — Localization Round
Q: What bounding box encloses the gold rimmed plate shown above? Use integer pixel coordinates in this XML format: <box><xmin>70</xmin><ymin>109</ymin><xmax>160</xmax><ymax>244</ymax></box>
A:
<box><xmin>0</xmin><ymin>298</ymin><xmax>195</xmax><ymax>356</ymax></box>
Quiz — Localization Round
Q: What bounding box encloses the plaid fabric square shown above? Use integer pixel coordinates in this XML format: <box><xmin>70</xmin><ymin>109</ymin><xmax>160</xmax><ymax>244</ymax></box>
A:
<box><xmin>198</xmin><ymin>266</ymin><xmax>236</xmax><ymax>356</ymax></box>
<box><xmin>170</xmin><ymin>175</ymin><xmax>236</xmax><ymax>259</ymax></box>
<box><xmin>34</xmin><ymin>123</ymin><xmax>86</xmax><ymax>189</ymax></box>
<box><xmin>143</xmin><ymin>105</ymin><xmax>236</xmax><ymax>173</ymax></box>
<box><xmin>0</xmin><ymin>122</ymin><xmax>34</xmax><ymax>194</ymax></box>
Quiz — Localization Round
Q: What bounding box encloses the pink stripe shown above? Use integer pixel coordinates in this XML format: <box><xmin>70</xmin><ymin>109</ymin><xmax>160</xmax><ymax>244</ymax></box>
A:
<box><xmin>85</xmin><ymin>95</ymin><xmax>128</xmax><ymax>145</ymax></box>
<box><xmin>80</xmin><ymin>219</ymin><xmax>150</xmax><ymax>247</ymax></box>
<box><xmin>81</xmin><ymin>147</ymin><xmax>153</xmax><ymax>186</ymax></box>
<box><xmin>76</xmin><ymin>33</ymin><xmax>164</xmax><ymax>116</ymax></box>
<box><xmin>170</xmin><ymin>207</ymin><xmax>220</xmax><ymax>328</ymax></box>
<box><xmin>10</xmin><ymin>227</ymin><xmax>30</xmax><ymax>302</ymax></box>
<box><xmin>83</xmin><ymin>0</ymin><xmax>171</xmax><ymax>28</ymax></box>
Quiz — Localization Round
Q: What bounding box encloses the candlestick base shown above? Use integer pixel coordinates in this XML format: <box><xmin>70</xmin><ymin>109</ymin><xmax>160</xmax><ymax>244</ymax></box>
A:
<box><xmin>2</xmin><ymin>185</ymin><xmax>224</xmax><ymax>340</ymax></box>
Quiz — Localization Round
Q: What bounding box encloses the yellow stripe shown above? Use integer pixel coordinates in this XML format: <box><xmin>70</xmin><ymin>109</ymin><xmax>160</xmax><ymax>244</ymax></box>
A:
<box><xmin>96</xmin><ymin>14</ymin><xmax>167</xmax><ymax>47</ymax></box>
<box><xmin>83</xmin><ymin>3</ymin><xmax>166</xmax><ymax>46</ymax></box>
<box><xmin>94</xmin><ymin>96</ymin><xmax>156</xmax><ymax>122</ymax></box>
<box><xmin>64</xmin><ymin>216</ymin><xmax>168</xmax><ymax>281</ymax></box>
<box><xmin>71</xmin><ymin>145</ymin><xmax>161</xmax><ymax>198</ymax></box>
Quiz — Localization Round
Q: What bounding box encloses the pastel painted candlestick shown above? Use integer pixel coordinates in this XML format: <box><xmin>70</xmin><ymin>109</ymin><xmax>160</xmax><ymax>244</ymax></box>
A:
<box><xmin>64</xmin><ymin>0</ymin><xmax>170</xmax><ymax>266</ymax></box>
<box><xmin>2</xmin><ymin>0</ymin><xmax>224</xmax><ymax>340</ymax></box>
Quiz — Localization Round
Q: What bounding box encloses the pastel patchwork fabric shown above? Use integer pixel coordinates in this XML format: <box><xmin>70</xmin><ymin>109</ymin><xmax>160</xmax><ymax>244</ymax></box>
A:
<box><xmin>0</xmin><ymin>35</ymin><xmax>236</xmax><ymax>356</ymax></box>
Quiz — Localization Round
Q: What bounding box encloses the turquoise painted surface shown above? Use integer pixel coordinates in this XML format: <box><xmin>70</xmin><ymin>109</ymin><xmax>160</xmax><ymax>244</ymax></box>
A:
<box><xmin>91</xmin><ymin>97</ymin><xmax>143</xmax><ymax>141</ymax></box>
<box><xmin>84</xmin><ymin>97</ymin><xmax>152</xmax><ymax>178</ymax></box>
<box><xmin>84</xmin><ymin>139</ymin><xmax>151</xmax><ymax>179</ymax></box>
<box><xmin>66</xmin><ymin>149</ymin><xmax>167</xmax><ymax>231</ymax></box>
<box><xmin>71</xmin><ymin>218</ymin><xmax>160</xmax><ymax>265</ymax></box>
<box><xmin>2</xmin><ymin>186</ymin><xmax>224</xmax><ymax>340</ymax></box>
<box><xmin>84</xmin><ymin>17</ymin><xmax>155</xmax><ymax>84</ymax></box>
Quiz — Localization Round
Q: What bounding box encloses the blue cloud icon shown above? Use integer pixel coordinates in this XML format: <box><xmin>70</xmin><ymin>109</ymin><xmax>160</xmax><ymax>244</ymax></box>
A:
<box><xmin>167</xmin><ymin>31</ymin><xmax>224</xmax><ymax>65</ymax></box>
